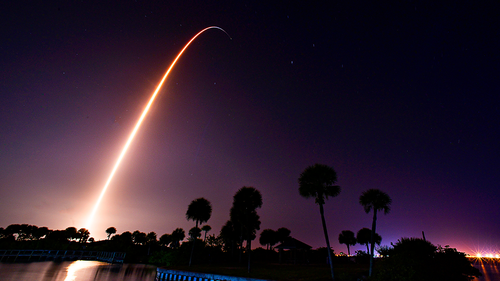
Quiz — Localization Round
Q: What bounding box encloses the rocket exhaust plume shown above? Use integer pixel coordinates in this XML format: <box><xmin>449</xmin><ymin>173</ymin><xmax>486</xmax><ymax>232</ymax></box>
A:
<box><xmin>85</xmin><ymin>26</ymin><xmax>231</xmax><ymax>230</ymax></box>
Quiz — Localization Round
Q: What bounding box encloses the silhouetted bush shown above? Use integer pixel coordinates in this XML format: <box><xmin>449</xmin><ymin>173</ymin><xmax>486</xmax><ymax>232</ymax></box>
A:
<box><xmin>373</xmin><ymin>238</ymin><xmax>481</xmax><ymax>281</ymax></box>
<box><xmin>148</xmin><ymin>250</ymin><xmax>179</xmax><ymax>266</ymax></box>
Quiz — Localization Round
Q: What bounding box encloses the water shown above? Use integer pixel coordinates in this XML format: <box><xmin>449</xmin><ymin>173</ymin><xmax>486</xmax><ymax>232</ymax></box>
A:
<box><xmin>472</xmin><ymin>259</ymin><xmax>500</xmax><ymax>281</ymax></box>
<box><xmin>1</xmin><ymin>259</ymin><xmax>496</xmax><ymax>280</ymax></box>
<box><xmin>0</xmin><ymin>261</ymin><xmax>157</xmax><ymax>281</ymax></box>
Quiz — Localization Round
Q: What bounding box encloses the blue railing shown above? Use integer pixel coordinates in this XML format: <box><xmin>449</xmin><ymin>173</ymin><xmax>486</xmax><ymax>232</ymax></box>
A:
<box><xmin>156</xmin><ymin>268</ymin><xmax>273</xmax><ymax>281</ymax></box>
<box><xmin>0</xmin><ymin>249</ymin><xmax>125</xmax><ymax>263</ymax></box>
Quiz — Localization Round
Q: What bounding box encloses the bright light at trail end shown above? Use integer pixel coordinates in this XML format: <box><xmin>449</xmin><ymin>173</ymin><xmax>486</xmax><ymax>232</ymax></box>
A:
<box><xmin>84</xmin><ymin>26</ymin><xmax>231</xmax><ymax>232</ymax></box>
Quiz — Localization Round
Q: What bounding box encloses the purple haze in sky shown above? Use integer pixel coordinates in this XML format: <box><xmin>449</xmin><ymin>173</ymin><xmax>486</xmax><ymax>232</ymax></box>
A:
<box><xmin>0</xmin><ymin>1</ymin><xmax>498</xmax><ymax>256</ymax></box>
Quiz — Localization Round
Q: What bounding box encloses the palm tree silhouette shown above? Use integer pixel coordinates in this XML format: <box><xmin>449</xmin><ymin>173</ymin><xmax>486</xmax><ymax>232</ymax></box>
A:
<box><xmin>230</xmin><ymin>186</ymin><xmax>262</xmax><ymax>273</ymax></box>
<box><xmin>356</xmin><ymin>227</ymin><xmax>381</xmax><ymax>255</ymax></box>
<box><xmin>338</xmin><ymin>230</ymin><xmax>356</xmax><ymax>256</ymax></box>
<box><xmin>170</xmin><ymin>228</ymin><xmax>185</xmax><ymax>249</ymax></box>
<box><xmin>106</xmin><ymin>227</ymin><xmax>117</xmax><ymax>240</ymax></box>
<box><xmin>201</xmin><ymin>225</ymin><xmax>211</xmax><ymax>241</ymax></box>
<box><xmin>186</xmin><ymin>197</ymin><xmax>212</xmax><ymax>266</ymax></box>
<box><xmin>359</xmin><ymin>188</ymin><xmax>391</xmax><ymax>277</ymax></box>
<box><xmin>259</xmin><ymin>229</ymin><xmax>278</xmax><ymax>250</ymax></box>
<box><xmin>298</xmin><ymin>164</ymin><xmax>340</xmax><ymax>280</ymax></box>
<box><xmin>186</xmin><ymin>197</ymin><xmax>212</xmax><ymax>228</ymax></box>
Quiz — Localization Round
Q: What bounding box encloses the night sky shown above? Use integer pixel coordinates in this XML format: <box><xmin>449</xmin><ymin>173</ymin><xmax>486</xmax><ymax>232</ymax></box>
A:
<box><xmin>1</xmin><ymin>1</ymin><xmax>499</xmax><ymax>255</ymax></box>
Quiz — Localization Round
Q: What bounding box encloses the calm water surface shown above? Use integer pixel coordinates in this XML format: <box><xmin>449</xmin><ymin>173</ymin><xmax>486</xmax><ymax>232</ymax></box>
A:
<box><xmin>472</xmin><ymin>259</ymin><xmax>500</xmax><ymax>281</ymax></box>
<box><xmin>0</xmin><ymin>261</ymin><xmax>157</xmax><ymax>281</ymax></box>
<box><xmin>1</xmin><ymin>259</ymin><xmax>497</xmax><ymax>280</ymax></box>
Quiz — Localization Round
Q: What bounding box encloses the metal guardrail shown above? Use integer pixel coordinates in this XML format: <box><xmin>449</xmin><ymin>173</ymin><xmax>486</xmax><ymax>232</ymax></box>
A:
<box><xmin>0</xmin><ymin>249</ymin><xmax>126</xmax><ymax>263</ymax></box>
<box><xmin>156</xmin><ymin>268</ymin><xmax>273</xmax><ymax>281</ymax></box>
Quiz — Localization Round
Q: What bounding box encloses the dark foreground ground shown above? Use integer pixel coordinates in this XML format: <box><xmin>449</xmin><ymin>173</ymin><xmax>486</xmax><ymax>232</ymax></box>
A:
<box><xmin>166</xmin><ymin>262</ymin><xmax>368</xmax><ymax>281</ymax></box>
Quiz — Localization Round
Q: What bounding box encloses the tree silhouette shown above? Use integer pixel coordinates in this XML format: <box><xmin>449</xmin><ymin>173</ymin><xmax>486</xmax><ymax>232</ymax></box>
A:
<box><xmin>47</xmin><ymin>230</ymin><xmax>68</xmax><ymax>242</ymax></box>
<box><xmin>132</xmin><ymin>230</ymin><xmax>147</xmax><ymax>245</ymax></box>
<box><xmin>201</xmin><ymin>225</ymin><xmax>211</xmax><ymax>241</ymax></box>
<box><xmin>65</xmin><ymin>227</ymin><xmax>78</xmax><ymax>241</ymax></box>
<box><xmin>357</xmin><ymin>228</ymin><xmax>381</xmax><ymax>254</ymax></box>
<box><xmin>230</xmin><ymin>186</ymin><xmax>262</xmax><ymax>273</ymax></box>
<box><xmin>78</xmin><ymin>228</ymin><xmax>90</xmax><ymax>243</ymax></box>
<box><xmin>159</xmin><ymin>233</ymin><xmax>172</xmax><ymax>247</ymax></box>
<box><xmin>373</xmin><ymin>238</ymin><xmax>481</xmax><ymax>281</ymax></box>
<box><xmin>186</xmin><ymin>198</ymin><xmax>212</xmax><ymax>266</ymax></box>
<box><xmin>186</xmin><ymin>197</ymin><xmax>212</xmax><ymax>228</ymax></box>
<box><xmin>34</xmin><ymin>226</ymin><xmax>49</xmax><ymax>240</ymax></box>
<box><xmin>338</xmin><ymin>230</ymin><xmax>356</xmax><ymax>256</ymax></box>
<box><xmin>206</xmin><ymin>234</ymin><xmax>223</xmax><ymax>248</ymax></box>
<box><xmin>220</xmin><ymin>220</ymin><xmax>240</xmax><ymax>254</ymax></box>
<box><xmin>119</xmin><ymin>231</ymin><xmax>133</xmax><ymax>245</ymax></box>
<box><xmin>298</xmin><ymin>163</ymin><xmax>340</xmax><ymax>280</ymax></box>
<box><xmin>277</xmin><ymin>227</ymin><xmax>291</xmax><ymax>243</ymax></box>
<box><xmin>259</xmin><ymin>229</ymin><xmax>278</xmax><ymax>250</ymax></box>
<box><xmin>356</xmin><ymin>228</ymin><xmax>371</xmax><ymax>254</ymax></box>
<box><xmin>189</xmin><ymin>227</ymin><xmax>202</xmax><ymax>240</ymax></box>
<box><xmin>171</xmin><ymin>228</ymin><xmax>185</xmax><ymax>249</ymax></box>
<box><xmin>147</xmin><ymin>232</ymin><xmax>157</xmax><ymax>243</ymax></box>
<box><xmin>106</xmin><ymin>227</ymin><xmax>117</xmax><ymax>240</ymax></box>
<box><xmin>359</xmin><ymin>188</ymin><xmax>391</xmax><ymax>277</ymax></box>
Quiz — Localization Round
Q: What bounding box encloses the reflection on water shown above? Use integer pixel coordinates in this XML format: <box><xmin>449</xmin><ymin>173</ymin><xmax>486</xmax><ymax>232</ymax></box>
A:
<box><xmin>0</xmin><ymin>261</ymin><xmax>156</xmax><ymax>281</ymax></box>
<box><xmin>472</xmin><ymin>258</ymin><xmax>500</xmax><ymax>281</ymax></box>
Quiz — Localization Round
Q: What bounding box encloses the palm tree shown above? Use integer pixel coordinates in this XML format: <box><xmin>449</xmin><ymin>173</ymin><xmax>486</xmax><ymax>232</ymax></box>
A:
<box><xmin>159</xmin><ymin>233</ymin><xmax>172</xmax><ymax>247</ymax></box>
<box><xmin>298</xmin><ymin>164</ymin><xmax>340</xmax><ymax>280</ymax></box>
<box><xmin>338</xmin><ymin>230</ymin><xmax>356</xmax><ymax>256</ymax></box>
<box><xmin>186</xmin><ymin>198</ymin><xmax>212</xmax><ymax>266</ymax></box>
<box><xmin>106</xmin><ymin>227</ymin><xmax>117</xmax><ymax>240</ymax></box>
<box><xmin>132</xmin><ymin>230</ymin><xmax>147</xmax><ymax>245</ymax></box>
<box><xmin>277</xmin><ymin>227</ymin><xmax>291</xmax><ymax>243</ymax></box>
<box><xmin>220</xmin><ymin>220</ymin><xmax>240</xmax><ymax>255</ymax></box>
<box><xmin>170</xmin><ymin>228</ymin><xmax>185</xmax><ymax>249</ymax></box>
<box><xmin>359</xmin><ymin>189</ymin><xmax>391</xmax><ymax>277</ymax></box>
<box><xmin>201</xmin><ymin>225</ymin><xmax>211</xmax><ymax>241</ymax></box>
<box><xmin>186</xmin><ymin>198</ymin><xmax>212</xmax><ymax>228</ymax></box>
<box><xmin>230</xmin><ymin>186</ymin><xmax>262</xmax><ymax>273</ymax></box>
<box><xmin>146</xmin><ymin>232</ymin><xmax>157</xmax><ymax>244</ymax></box>
<box><xmin>356</xmin><ymin>228</ymin><xmax>381</xmax><ymax>255</ymax></box>
<box><xmin>146</xmin><ymin>232</ymin><xmax>157</xmax><ymax>255</ymax></box>
<box><xmin>259</xmin><ymin>229</ymin><xmax>278</xmax><ymax>250</ymax></box>
<box><xmin>356</xmin><ymin>227</ymin><xmax>372</xmax><ymax>254</ymax></box>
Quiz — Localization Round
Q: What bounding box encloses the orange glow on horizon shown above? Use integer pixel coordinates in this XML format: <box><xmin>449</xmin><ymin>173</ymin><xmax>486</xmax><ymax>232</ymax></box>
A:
<box><xmin>84</xmin><ymin>26</ymin><xmax>231</xmax><ymax>232</ymax></box>
<box><xmin>470</xmin><ymin>252</ymin><xmax>500</xmax><ymax>259</ymax></box>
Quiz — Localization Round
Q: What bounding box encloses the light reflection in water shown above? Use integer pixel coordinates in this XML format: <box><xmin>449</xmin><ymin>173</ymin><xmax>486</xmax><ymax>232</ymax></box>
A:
<box><xmin>0</xmin><ymin>260</ymin><xmax>157</xmax><ymax>281</ymax></box>
<box><xmin>65</xmin><ymin>261</ymin><xmax>102</xmax><ymax>281</ymax></box>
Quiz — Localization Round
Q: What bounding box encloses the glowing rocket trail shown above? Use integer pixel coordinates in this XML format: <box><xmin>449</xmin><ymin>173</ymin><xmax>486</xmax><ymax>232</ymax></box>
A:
<box><xmin>85</xmin><ymin>26</ymin><xmax>231</xmax><ymax>230</ymax></box>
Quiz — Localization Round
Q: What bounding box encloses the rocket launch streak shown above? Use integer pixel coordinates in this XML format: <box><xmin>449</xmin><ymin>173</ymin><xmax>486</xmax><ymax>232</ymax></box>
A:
<box><xmin>85</xmin><ymin>26</ymin><xmax>231</xmax><ymax>230</ymax></box>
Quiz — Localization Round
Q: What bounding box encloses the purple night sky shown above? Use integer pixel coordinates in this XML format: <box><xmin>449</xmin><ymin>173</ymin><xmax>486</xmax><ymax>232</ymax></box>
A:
<box><xmin>1</xmin><ymin>1</ymin><xmax>498</xmax><ymax>255</ymax></box>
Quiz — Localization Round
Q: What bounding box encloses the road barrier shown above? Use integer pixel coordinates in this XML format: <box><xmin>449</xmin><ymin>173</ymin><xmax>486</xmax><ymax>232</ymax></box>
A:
<box><xmin>156</xmin><ymin>268</ymin><xmax>272</xmax><ymax>281</ymax></box>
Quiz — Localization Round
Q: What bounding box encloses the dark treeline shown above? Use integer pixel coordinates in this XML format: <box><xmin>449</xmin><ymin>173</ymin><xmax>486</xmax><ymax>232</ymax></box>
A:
<box><xmin>0</xmin><ymin>164</ymin><xmax>482</xmax><ymax>280</ymax></box>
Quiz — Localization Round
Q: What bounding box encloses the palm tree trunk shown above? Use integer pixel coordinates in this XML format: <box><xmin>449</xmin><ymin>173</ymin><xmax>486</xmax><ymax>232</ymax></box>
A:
<box><xmin>319</xmin><ymin>203</ymin><xmax>335</xmax><ymax>280</ymax></box>
<box><xmin>238</xmin><ymin>234</ymin><xmax>243</xmax><ymax>264</ymax></box>
<box><xmin>369</xmin><ymin>209</ymin><xmax>378</xmax><ymax>277</ymax></box>
<box><xmin>247</xmin><ymin>238</ymin><xmax>252</xmax><ymax>273</ymax></box>
<box><xmin>189</xmin><ymin>239</ymin><xmax>195</xmax><ymax>266</ymax></box>
<box><xmin>189</xmin><ymin>221</ymin><xmax>199</xmax><ymax>266</ymax></box>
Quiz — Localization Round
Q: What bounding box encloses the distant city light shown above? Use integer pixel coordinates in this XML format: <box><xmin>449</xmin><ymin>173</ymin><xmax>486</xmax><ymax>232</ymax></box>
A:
<box><xmin>472</xmin><ymin>252</ymin><xmax>500</xmax><ymax>259</ymax></box>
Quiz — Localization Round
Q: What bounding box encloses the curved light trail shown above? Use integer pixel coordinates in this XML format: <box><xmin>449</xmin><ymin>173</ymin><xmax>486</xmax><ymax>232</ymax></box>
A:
<box><xmin>85</xmin><ymin>26</ymin><xmax>231</xmax><ymax>230</ymax></box>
